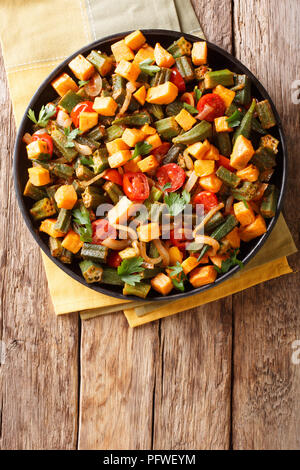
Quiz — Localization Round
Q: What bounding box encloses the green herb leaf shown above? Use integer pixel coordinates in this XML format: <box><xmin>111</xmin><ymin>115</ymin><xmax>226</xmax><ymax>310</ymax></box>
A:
<box><xmin>162</xmin><ymin>182</ymin><xmax>172</xmax><ymax>191</ymax></box>
<box><xmin>167</xmin><ymin>262</ymin><xmax>187</xmax><ymax>292</ymax></box>
<box><xmin>164</xmin><ymin>190</ymin><xmax>191</xmax><ymax>217</ymax></box>
<box><xmin>27</xmin><ymin>104</ymin><xmax>56</xmax><ymax>128</ymax></box>
<box><xmin>131</xmin><ymin>141</ymin><xmax>152</xmax><ymax>160</ymax></box>
<box><xmin>64</xmin><ymin>126</ymin><xmax>82</xmax><ymax>148</ymax></box>
<box><xmin>183</xmin><ymin>102</ymin><xmax>198</xmax><ymax>115</ymax></box>
<box><xmin>214</xmin><ymin>249</ymin><xmax>244</xmax><ymax>274</ymax></box>
<box><xmin>117</xmin><ymin>257</ymin><xmax>144</xmax><ymax>286</ymax></box>
<box><xmin>240</xmin><ymin>197</ymin><xmax>249</xmax><ymax>209</ymax></box>
<box><xmin>194</xmin><ymin>86</ymin><xmax>202</xmax><ymax>104</ymax></box>
<box><xmin>72</xmin><ymin>206</ymin><xmax>92</xmax><ymax>242</ymax></box>
<box><xmin>226</xmin><ymin>109</ymin><xmax>243</xmax><ymax>127</ymax></box>
<box><xmin>139</xmin><ymin>59</ymin><xmax>160</xmax><ymax>77</ymax></box>
<box><xmin>78</xmin><ymin>80</ymin><xmax>89</xmax><ymax>88</ymax></box>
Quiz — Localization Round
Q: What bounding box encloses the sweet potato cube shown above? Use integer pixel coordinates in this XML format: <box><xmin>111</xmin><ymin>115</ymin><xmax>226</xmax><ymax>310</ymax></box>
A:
<box><xmin>93</xmin><ymin>96</ymin><xmax>118</xmax><ymax>116</ymax></box>
<box><xmin>51</xmin><ymin>73</ymin><xmax>78</xmax><ymax>97</ymax></box>
<box><xmin>236</xmin><ymin>164</ymin><xmax>259</xmax><ymax>182</ymax></box>
<box><xmin>108</xmin><ymin>196</ymin><xmax>134</xmax><ymax>224</ymax></box>
<box><xmin>194</xmin><ymin>159</ymin><xmax>215</xmax><ymax>177</ymax></box>
<box><xmin>191</xmin><ymin>41</ymin><xmax>207</xmax><ymax>65</ymax></box>
<box><xmin>202</xmin><ymin>144</ymin><xmax>219</xmax><ymax>160</ymax></box>
<box><xmin>168</xmin><ymin>246</ymin><xmax>183</xmax><ymax>265</ymax></box>
<box><xmin>181</xmin><ymin>256</ymin><xmax>200</xmax><ymax>275</ymax></box>
<box><xmin>189</xmin><ymin>265</ymin><xmax>217</xmax><ymax>287</ymax></box>
<box><xmin>214</xmin><ymin>116</ymin><xmax>233</xmax><ymax>132</ymax></box>
<box><xmin>137</xmin><ymin>223</ymin><xmax>160</xmax><ymax>242</ymax></box>
<box><xmin>199</xmin><ymin>174</ymin><xmax>222</xmax><ymax>193</ymax></box>
<box><xmin>122</xmin><ymin>128</ymin><xmax>145</xmax><ymax>147</ymax></box>
<box><xmin>115</xmin><ymin>60</ymin><xmax>140</xmax><ymax>82</ymax></box>
<box><xmin>26</xmin><ymin>140</ymin><xmax>48</xmax><ymax>160</ymax></box>
<box><xmin>213</xmin><ymin>85</ymin><xmax>235</xmax><ymax>109</ymax></box>
<box><xmin>111</xmin><ymin>39</ymin><xmax>135</xmax><ymax>62</ymax></box>
<box><xmin>154</xmin><ymin>43</ymin><xmax>175</xmax><ymax>68</ymax></box>
<box><xmin>106</xmin><ymin>138</ymin><xmax>130</xmax><ymax>155</ymax></box>
<box><xmin>187</xmin><ymin>139</ymin><xmax>211</xmax><ymax>159</ymax></box>
<box><xmin>175</xmin><ymin>108</ymin><xmax>196</xmax><ymax>131</ymax></box>
<box><xmin>133</xmin><ymin>85</ymin><xmax>147</xmax><ymax>105</ymax></box>
<box><xmin>28</xmin><ymin>167</ymin><xmax>50</xmax><ymax>186</ymax></box>
<box><xmin>137</xmin><ymin>155</ymin><xmax>159</xmax><ymax>173</ymax></box>
<box><xmin>223</xmin><ymin>227</ymin><xmax>240</xmax><ymax>249</ymax></box>
<box><xmin>133</xmin><ymin>44</ymin><xmax>155</xmax><ymax>64</ymax></box>
<box><xmin>239</xmin><ymin>215</ymin><xmax>267</xmax><ymax>242</ymax></box>
<box><xmin>68</xmin><ymin>54</ymin><xmax>95</xmax><ymax>81</ymax></box>
<box><xmin>209</xmin><ymin>254</ymin><xmax>230</xmax><ymax>269</ymax></box>
<box><xmin>146</xmin><ymin>81</ymin><xmax>178</xmax><ymax>105</ymax></box>
<box><xmin>62</xmin><ymin>230</ymin><xmax>83</xmax><ymax>254</ymax></box>
<box><xmin>124</xmin><ymin>30</ymin><xmax>146</xmax><ymax>50</ymax></box>
<box><xmin>151</xmin><ymin>273</ymin><xmax>173</xmax><ymax>296</ymax></box>
<box><xmin>40</xmin><ymin>219</ymin><xmax>65</xmax><ymax>238</ymax></box>
<box><xmin>108</xmin><ymin>150</ymin><xmax>132</xmax><ymax>168</ymax></box>
<box><xmin>145</xmin><ymin>133</ymin><xmax>162</xmax><ymax>150</ymax></box>
<box><xmin>54</xmin><ymin>184</ymin><xmax>78</xmax><ymax>210</ymax></box>
<box><xmin>79</xmin><ymin>111</ymin><xmax>98</xmax><ymax>133</ymax></box>
<box><xmin>234</xmin><ymin>201</ymin><xmax>256</xmax><ymax>226</ymax></box>
<box><xmin>230</xmin><ymin>135</ymin><xmax>255</xmax><ymax>170</ymax></box>
<box><xmin>141</xmin><ymin>124</ymin><xmax>156</xmax><ymax>136</ymax></box>
<box><xmin>124</xmin><ymin>156</ymin><xmax>142</xmax><ymax>173</ymax></box>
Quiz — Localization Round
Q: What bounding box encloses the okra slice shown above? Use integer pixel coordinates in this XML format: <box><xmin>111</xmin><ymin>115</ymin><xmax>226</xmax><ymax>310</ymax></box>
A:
<box><xmin>105</xmin><ymin>124</ymin><xmax>125</xmax><ymax>142</ymax></box>
<box><xmin>233</xmin><ymin>74</ymin><xmax>251</xmax><ymax>106</ymax></box>
<box><xmin>81</xmin><ymin>243</ymin><xmax>108</xmax><ymax>263</ymax></box>
<box><xmin>204</xmin><ymin>69</ymin><xmax>234</xmax><ymax>89</ymax></box>
<box><xmin>79</xmin><ymin>260</ymin><xmax>103</xmax><ymax>283</ymax></box>
<box><xmin>233</xmin><ymin>98</ymin><xmax>256</xmax><ymax>144</ymax></box>
<box><xmin>101</xmin><ymin>268</ymin><xmax>124</xmax><ymax>285</ymax></box>
<box><xmin>256</xmin><ymin>100</ymin><xmax>276</xmax><ymax>129</ymax></box>
<box><xmin>30</xmin><ymin>197</ymin><xmax>57</xmax><ymax>221</ymax></box>
<box><xmin>163</xmin><ymin>144</ymin><xmax>185</xmax><ymax>164</ymax></box>
<box><xmin>175</xmin><ymin>56</ymin><xmax>195</xmax><ymax>82</ymax></box>
<box><xmin>172</xmin><ymin>121</ymin><xmax>212</xmax><ymax>145</ymax></box>
<box><xmin>82</xmin><ymin>186</ymin><xmax>107</xmax><ymax>210</ymax></box>
<box><xmin>231</xmin><ymin>181</ymin><xmax>260</xmax><ymax>201</ymax></box>
<box><xmin>58</xmin><ymin>90</ymin><xmax>83</xmax><ymax>113</ymax></box>
<box><xmin>23</xmin><ymin>180</ymin><xmax>46</xmax><ymax>201</ymax></box>
<box><xmin>260</xmin><ymin>185</ymin><xmax>279</xmax><ymax>218</ymax></box>
<box><xmin>113</xmin><ymin>112</ymin><xmax>151</xmax><ymax>127</ymax></box>
<box><xmin>54</xmin><ymin>208</ymin><xmax>72</xmax><ymax>233</ymax></box>
<box><xmin>155</xmin><ymin>116</ymin><xmax>181</xmax><ymax>140</ymax></box>
<box><xmin>49</xmin><ymin>237</ymin><xmax>63</xmax><ymax>258</ymax></box>
<box><xmin>251</xmin><ymin>147</ymin><xmax>276</xmax><ymax>171</ymax></box>
<box><xmin>197</xmin><ymin>214</ymin><xmax>238</xmax><ymax>260</ymax></box>
<box><xmin>165</xmin><ymin>100</ymin><xmax>184</xmax><ymax>117</ymax></box>
<box><xmin>216</xmin><ymin>166</ymin><xmax>241</xmax><ymax>188</ymax></box>
<box><xmin>216</xmin><ymin>132</ymin><xmax>232</xmax><ymax>157</ymax></box>
<box><xmin>145</xmin><ymin>103</ymin><xmax>164</xmax><ymax>120</ymax></box>
<box><xmin>103</xmin><ymin>181</ymin><xmax>124</xmax><ymax>204</ymax></box>
<box><xmin>50</xmin><ymin>125</ymin><xmax>78</xmax><ymax>162</ymax></box>
<box><xmin>167</xmin><ymin>36</ymin><xmax>192</xmax><ymax>58</ymax></box>
<box><xmin>123</xmin><ymin>282</ymin><xmax>151</xmax><ymax>299</ymax></box>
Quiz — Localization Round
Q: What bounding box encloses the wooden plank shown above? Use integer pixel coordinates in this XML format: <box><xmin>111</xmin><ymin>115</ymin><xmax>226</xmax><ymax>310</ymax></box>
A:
<box><xmin>78</xmin><ymin>314</ymin><xmax>158</xmax><ymax>450</ymax></box>
<box><xmin>232</xmin><ymin>0</ymin><xmax>300</xmax><ymax>450</ymax></box>
<box><xmin>0</xmin><ymin>48</ymin><xmax>79</xmax><ymax>450</ymax></box>
<box><xmin>153</xmin><ymin>1</ymin><xmax>234</xmax><ymax>450</ymax></box>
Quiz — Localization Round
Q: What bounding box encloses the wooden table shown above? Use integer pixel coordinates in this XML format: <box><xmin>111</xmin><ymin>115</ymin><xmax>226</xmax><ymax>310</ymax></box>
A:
<box><xmin>0</xmin><ymin>0</ymin><xmax>299</xmax><ymax>450</ymax></box>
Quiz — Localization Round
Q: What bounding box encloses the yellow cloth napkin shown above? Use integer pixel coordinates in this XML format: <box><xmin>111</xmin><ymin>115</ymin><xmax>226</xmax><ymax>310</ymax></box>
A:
<box><xmin>1</xmin><ymin>0</ymin><xmax>296</xmax><ymax>326</ymax></box>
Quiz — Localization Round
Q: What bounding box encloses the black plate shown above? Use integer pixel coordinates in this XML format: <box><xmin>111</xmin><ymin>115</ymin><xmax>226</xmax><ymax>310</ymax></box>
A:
<box><xmin>14</xmin><ymin>29</ymin><xmax>287</xmax><ymax>302</ymax></box>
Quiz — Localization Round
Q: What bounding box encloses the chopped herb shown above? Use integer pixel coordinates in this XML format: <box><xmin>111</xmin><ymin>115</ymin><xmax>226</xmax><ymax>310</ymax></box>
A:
<box><xmin>72</xmin><ymin>206</ymin><xmax>92</xmax><ymax>242</ymax></box>
<box><xmin>164</xmin><ymin>190</ymin><xmax>190</xmax><ymax>217</ymax></box>
<box><xmin>162</xmin><ymin>182</ymin><xmax>172</xmax><ymax>191</ymax></box>
<box><xmin>117</xmin><ymin>256</ymin><xmax>144</xmax><ymax>286</ymax></box>
<box><xmin>167</xmin><ymin>262</ymin><xmax>187</xmax><ymax>292</ymax></box>
<box><xmin>64</xmin><ymin>126</ymin><xmax>82</xmax><ymax>148</ymax></box>
<box><xmin>194</xmin><ymin>86</ymin><xmax>202</xmax><ymax>104</ymax></box>
<box><xmin>214</xmin><ymin>249</ymin><xmax>244</xmax><ymax>274</ymax></box>
<box><xmin>27</xmin><ymin>103</ymin><xmax>56</xmax><ymax>128</ymax></box>
<box><xmin>226</xmin><ymin>109</ymin><xmax>243</xmax><ymax>127</ymax></box>
<box><xmin>139</xmin><ymin>59</ymin><xmax>160</xmax><ymax>77</ymax></box>
<box><xmin>131</xmin><ymin>141</ymin><xmax>152</xmax><ymax>160</ymax></box>
<box><xmin>78</xmin><ymin>80</ymin><xmax>89</xmax><ymax>88</ymax></box>
<box><xmin>183</xmin><ymin>102</ymin><xmax>198</xmax><ymax>115</ymax></box>
<box><xmin>240</xmin><ymin>198</ymin><xmax>249</xmax><ymax>209</ymax></box>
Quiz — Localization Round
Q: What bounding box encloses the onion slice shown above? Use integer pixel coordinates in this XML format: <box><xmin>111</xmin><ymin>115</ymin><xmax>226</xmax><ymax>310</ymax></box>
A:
<box><xmin>57</xmin><ymin>109</ymin><xmax>72</xmax><ymax>128</ymax></box>
<box><xmin>112</xmin><ymin>224</ymin><xmax>138</xmax><ymax>240</ymax></box>
<box><xmin>119</xmin><ymin>82</ymin><xmax>135</xmax><ymax>116</ymax></box>
<box><xmin>224</xmin><ymin>195</ymin><xmax>234</xmax><ymax>215</ymax></box>
<box><xmin>194</xmin><ymin>235</ymin><xmax>220</xmax><ymax>257</ymax></box>
<box><xmin>196</xmin><ymin>103</ymin><xmax>214</xmax><ymax>121</ymax></box>
<box><xmin>184</xmin><ymin>170</ymin><xmax>198</xmax><ymax>193</ymax></box>
<box><xmin>153</xmin><ymin>239</ymin><xmax>170</xmax><ymax>267</ymax></box>
<box><xmin>74</xmin><ymin>141</ymin><xmax>93</xmax><ymax>155</ymax></box>
<box><xmin>101</xmin><ymin>239</ymin><xmax>129</xmax><ymax>250</ymax></box>
<box><xmin>84</xmin><ymin>72</ymin><xmax>102</xmax><ymax>97</ymax></box>
<box><xmin>139</xmin><ymin>242</ymin><xmax>162</xmax><ymax>265</ymax></box>
<box><xmin>193</xmin><ymin>203</ymin><xmax>224</xmax><ymax>238</ymax></box>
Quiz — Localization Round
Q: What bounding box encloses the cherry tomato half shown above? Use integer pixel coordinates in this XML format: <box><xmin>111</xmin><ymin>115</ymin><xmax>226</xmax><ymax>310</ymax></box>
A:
<box><xmin>107</xmin><ymin>251</ymin><xmax>122</xmax><ymax>268</ymax></box>
<box><xmin>196</xmin><ymin>93</ymin><xmax>226</xmax><ymax>122</ymax></box>
<box><xmin>169</xmin><ymin>229</ymin><xmax>188</xmax><ymax>252</ymax></box>
<box><xmin>156</xmin><ymin>163</ymin><xmax>186</xmax><ymax>192</ymax></box>
<box><xmin>92</xmin><ymin>219</ymin><xmax>117</xmax><ymax>245</ymax></box>
<box><xmin>103</xmin><ymin>169</ymin><xmax>123</xmax><ymax>186</ymax></box>
<box><xmin>151</xmin><ymin>142</ymin><xmax>171</xmax><ymax>163</ymax></box>
<box><xmin>217</xmin><ymin>155</ymin><xmax>235</xmax><ymax>172</ymax></box>
<box><xmin>193</xmin><ymin>191</ymin><xmax>219</xmax><ymax>213</ymax></box>
<box><xmin>71</xmin><ymin>101</ymin><xmax>94</xmax><ymax>127</ymax></box>
<box><xmin>32</xmin><ymin>133</ymin><xmax>53</xmax><ymax>156</ymax></box>
<box><xmin>170</xmin><ymin>68</ymin><xmax>186</xmax><ymax>92</ymax></box>
<box><xmin>123</xmin><ymin>172</ymin><xmax>150</xmax><ymax>201</ymax></box>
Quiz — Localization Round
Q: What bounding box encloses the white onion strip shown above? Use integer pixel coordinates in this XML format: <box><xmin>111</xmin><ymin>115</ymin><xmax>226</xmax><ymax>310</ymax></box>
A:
<box><xmin>153</xmin><ymin>239</ymin><xmax>170</xmax><ymax>267</ymax></box>
<box><xmin>112</xmin><ymin>224</ymin><xmax>138</xmax><ymax>240</ymax></box>
<box><xmin>225</xmin><ymin>195</ymin><xmax>234</xmax><ymax>215</ymax></box>
<box><xmin>56</xmin><ymin>109</ymin><xmax>72</xmax><ymax>128</ymax></box>
<box><xmin>194</xmin><ymin>235</ymin><xmax>220</xmax><ymax>257</ymax></box>
<box><xmin>84</xmin><ymin>72</ymin><xmax>102</xmax><ymax>97</ymax></box>
<box><xmin>101</xmin><ymin>239</ymin><xmax>129</xmax><ymax>250</ymax></box>
<box><xmin>74</xmin><ymin>141</ymin><xmax>93</xmax><ymax>155</ymax></box>
<box><xmin>193</xmin><ymin>203</ymin><xmax>224</xmax><ymax>238</ymax></box>
<box><xmin>184</xmin><ymin>170</ymin><xmax>198</xmax><ymax>193</ymax></box>
<box><xmin>139</xmin><ymin>242</ymin><xmax>162</xmax><ymax>265</ymax></box>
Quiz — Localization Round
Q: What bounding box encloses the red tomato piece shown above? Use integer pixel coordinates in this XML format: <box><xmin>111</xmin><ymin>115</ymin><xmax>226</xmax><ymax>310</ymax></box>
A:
<box><xmin>92</xmin><ymin>219</ymin><xmax>117</xmax><ymax>245</ymax></box>
<box><xmin>217</xmin><ymin>155</ymin><xmax>235</xmax><ymax>172</ymax></box>
<box><xmin>193</xmin><ymin>191</ymin><xmax>219</xmax><ymax>213</ymax></box>
<box><xmin>170</xmin><ymin>68</ymin><xmax>186</xmax><ymax>92</ymax></box>
<box><xmin>123</xmin><ymin>172</ymin><xmax>150</xmax><ymax>201</ymax></box>
<box><xmin>196</xmin><ymin>93</ymin><xmax>226</xmax><ymax>122</ymax></box>
<box><xmin>32</xmin><ymin>133</ymin><xmax>53</xmax><ymax>156</ymax></box>
<box><xmin>156</xmin><ymin>163</ymin><xmax>186</xmax><ymax>192</ymax></box>
<box><xmin>103</xmin><ymin>169</ymin><xmax>123</xmax><ymax>186</ymax></box>
<box><xmin>70</xmin><ymin>101</ymin><xmax>94</xmax><ymax>127</ymax></box>
<box><xmin>151</xmin><ymin>142</ymin><xmax>171</xmax><ymax>163</ymax></box>
<box><xmin>107</xmin><ymin>251</ymin><xmax>122</xmax><ymax>268</ymax></box>
<box><xmin>169</xmin><ymin>229</ymin><xmax>187</xmax><ymax>252</ymax></box>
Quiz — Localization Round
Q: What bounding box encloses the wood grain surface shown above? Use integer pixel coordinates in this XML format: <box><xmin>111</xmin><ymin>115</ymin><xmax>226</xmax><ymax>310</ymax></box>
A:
<box><xmin>0</xmin><ymin>0</ymin><xmax>299</xmax><ymax>450</ymax></box>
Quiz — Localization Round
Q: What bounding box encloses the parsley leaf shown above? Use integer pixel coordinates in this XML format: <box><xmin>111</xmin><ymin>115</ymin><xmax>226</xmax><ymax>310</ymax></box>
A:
<box><xmin>162</xmin><ymin>182</ymin><xmax>172</xmax><ymax>191</ymax></box>
<box><xmin>72</xmin><ymin>206</ymin><xmax>92</xmax><ymax>242</ymax></box>
<box><xmin>131</xmin><ymin>141</ymin><xmax>152</xmax><ymax>160</ymax></box>
<box><xmin>64</xmin><ymin>127</ymin><xmax>82</xmax><ymax>148</ymax></box>
<box><xmin>139</xmin><ymin>59</ymin><xmax>160</xmax><ymax>76</ymax></box>
<box><xmin>194</xmin><ymin>86</ymin><xmax>202</xmax><ymax>104</ymax></box>
<box><xmin>167</xmin><ymin>262</ymin><xmax>187</xmax><ymax>292</ymax></box>
<box><xmin>117</xmin><ymin>257</ymin><xmax>144</xmax><ymax>286</ymax></box>
<box><xmin>78</xmin><ymin>80</ymin><xmax>89</xmax><ymax>88</ymax></box>
<box><xmin>27</xmin><ymin>103</ymin><xmax>56</xmax><ymax>128</ymax></box>
<box><xmin>164</xmin><ymin>190</ymin><xmax>191</xmax><ymax>217</ymax></box>
<box><xmin>214</xmin><ymin>249</ymin><xmax>244</xmax><ymax>274</ymax></box>
<box><xmin>183</xmin><ymin>102</ymin><xmax>198</xmax><ymax>115</ymax></box>
<box><xmin>226</xmin><ymin>109</ymin><xmax>243</xmax><ymax>127</ymax></box>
